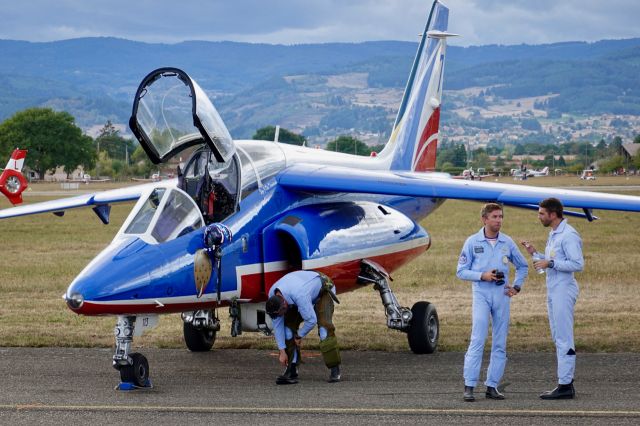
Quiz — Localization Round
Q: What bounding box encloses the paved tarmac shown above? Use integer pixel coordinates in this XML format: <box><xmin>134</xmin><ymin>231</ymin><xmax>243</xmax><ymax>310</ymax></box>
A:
<box><xmin>0</xmin><ymin>347</ymin><xmax>639</xmax><ymax>425</ymax></box>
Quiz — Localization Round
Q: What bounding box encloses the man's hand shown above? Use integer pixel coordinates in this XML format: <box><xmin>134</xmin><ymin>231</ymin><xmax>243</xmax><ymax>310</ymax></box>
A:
<box><xmin>533</xmin><ymin>259</ymin><xmax>550</xmax><ymax>270</ymax></box>
<box><xmin>294</xmin><ymin>335</ymin><xmax>302</xmax><ymax>349</ymax></box>
<box><xmin>481</xmin><ymin>270</ymin><xmax>498</xmax><ymax>282</ymax></box>
<box><xmin>278</xmin><ymin>349</ymin><xmax>288</xmax><ymax>367</ymax></box>
<box><xmin>504</xmin><ymin>285</ymin><xmax>519</xmax><ymax>297</ymax></box>
<box><xmin>520</xmin><ymin>240</ymin><xmax>536</xmax><ymax>256</ymax></box>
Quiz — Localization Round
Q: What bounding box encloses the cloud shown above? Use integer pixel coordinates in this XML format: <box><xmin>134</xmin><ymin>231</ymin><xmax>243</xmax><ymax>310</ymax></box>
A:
<box><xmin>0</xmin><ymin>0</ymin><xmax>638</xmax><ymax>46</ymax></box>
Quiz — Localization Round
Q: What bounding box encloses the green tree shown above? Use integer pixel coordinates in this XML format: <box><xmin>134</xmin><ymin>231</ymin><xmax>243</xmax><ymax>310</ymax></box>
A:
<box><xmin>325</xmin><ymin>136</ymin><xmax>371</xmax><ymax>156</ymax></box>
<box><xmin>634</xmin><ymin>134</ymin><xmax>640</xmax><ymax>144</ymax></box>
<box><xmin>131</xmin><ymin>146</ymin><xmax>153</xmax><ymax>177</ymax></box>
<box><xmin>600</xmin><ymin>155</ymin><xmax>625</xmax><ymax>173</ymax></box>
<box><xmin>0</xmin><ymin>108</ymin><xmax>95</xmax><ymax>178</ymax></box>
<box><xmin>609</xmin><ymin>136</ymin><xmax>624</xmax><ymax>156</ymax></box>
<box><xmin>252</xmin><ymin>126</ymin><xmax>306</xmax><ymax>146</ymax></box>
<box><xmin>472</xmin><ymin>152</ymin><xmax>490</xmax><ymax>169</ymax></box>
<box><xmin>596</xmin><ymin>139</ymin><xmax>608</xmax><ymax>158</ymax></box>
<box><xmin>95</xmin><ymin>120</ymin><xmax>136</xmax><ymax>162</ymax></box>
<box><xmin>452</xmin><ymin>144</ymin><xmax>467</xmax><ymax>167</ymax></box>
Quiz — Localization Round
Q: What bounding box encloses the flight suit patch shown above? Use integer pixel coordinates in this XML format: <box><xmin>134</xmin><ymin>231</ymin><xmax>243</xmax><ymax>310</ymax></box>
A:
<box><xmin>474</xmin><ymin>246</ymin><xmax>484</xmax><ymax>254</ymax></box>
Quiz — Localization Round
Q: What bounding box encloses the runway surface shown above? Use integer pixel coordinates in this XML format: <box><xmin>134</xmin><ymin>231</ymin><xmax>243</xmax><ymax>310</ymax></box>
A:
<box><xmin>0</xmin><ymin>347</ymin><xmax>638</xmax><ymax>425</ymax></box>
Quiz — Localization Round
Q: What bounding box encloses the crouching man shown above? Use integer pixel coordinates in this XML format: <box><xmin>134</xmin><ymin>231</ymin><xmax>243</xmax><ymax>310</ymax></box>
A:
<box><xmin>266</xmin><ymin>270</ymin><xmax>341</xmax><ymax>384</ymax></box>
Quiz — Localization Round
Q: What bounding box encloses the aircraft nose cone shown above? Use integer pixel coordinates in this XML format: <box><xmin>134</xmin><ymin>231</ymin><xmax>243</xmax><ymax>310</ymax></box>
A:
<box><xmin>65</xmin><ymin>292</ymin><xmax>84</xmax><ymax>311</ymax></box>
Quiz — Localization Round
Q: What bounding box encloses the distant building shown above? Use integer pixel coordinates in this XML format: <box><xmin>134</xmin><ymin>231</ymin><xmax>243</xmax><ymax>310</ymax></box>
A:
<box><xmin>622</xmin><ymin>143</ymin><xmax>640</xmax><ymax>162</ymax></box>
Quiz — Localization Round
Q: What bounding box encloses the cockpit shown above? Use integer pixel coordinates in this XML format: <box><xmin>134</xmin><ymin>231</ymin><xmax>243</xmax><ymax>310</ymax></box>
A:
<box><xmin>129</xmin><ymin>67</ymin><xmax>242</xmax><ymax>227</ymax></box>
<box><xmin>179</xmin><ymin>147</ymin><xmax>239</xmax><ymax>224</ymax></box>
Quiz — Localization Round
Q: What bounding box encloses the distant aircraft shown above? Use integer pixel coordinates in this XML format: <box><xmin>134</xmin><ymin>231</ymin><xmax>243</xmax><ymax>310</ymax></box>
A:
<box><xmin>527</xmin><ymin>166</ymin><xmax>550</xmax><ymax>177</ymax></box>
<box><xmin>0</xmin><ymin>148</ymin><xmax>28</xmax><ymax>205</ymax></box>
<box><xmin>453</xmin><ymin>167</ymin><xmax>492</xmax><ymax>180</ymax></box>
<box><xmin>69</xmin><ymin>174</ymin><xmax>112</xmax><ymax>184</ymax></box>
<box><xmin>1</xmin><ymin>0</ymin><xmax>640</xmax><ymax>389</ymax></box>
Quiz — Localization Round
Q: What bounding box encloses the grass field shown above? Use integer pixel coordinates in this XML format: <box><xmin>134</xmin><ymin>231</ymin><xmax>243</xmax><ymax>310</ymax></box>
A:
<box><xmin>0</xmin><ymin>176</ymin><xmax>639</xmax><ymax>353</ymax></box>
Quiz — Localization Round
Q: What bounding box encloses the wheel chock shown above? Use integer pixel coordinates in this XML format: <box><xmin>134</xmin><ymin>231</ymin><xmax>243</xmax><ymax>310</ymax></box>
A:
<box><xmin>115</xmin><ymin>379</ymin><xmax>153</xmax><ymax>391</ymax></box>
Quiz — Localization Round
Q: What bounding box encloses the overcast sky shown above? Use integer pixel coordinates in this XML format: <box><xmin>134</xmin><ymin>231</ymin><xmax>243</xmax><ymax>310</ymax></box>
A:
<box><xmin>1</xmin><ymin>0</ymin><xmax>639</xmax><ymax>46</ymax></box>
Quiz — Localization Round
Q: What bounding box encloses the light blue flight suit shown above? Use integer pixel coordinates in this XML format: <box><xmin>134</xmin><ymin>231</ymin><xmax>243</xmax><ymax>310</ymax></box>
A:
<box><xmin>268</xmin><ymin>270</ymin><xmax>334</xmax><ymax>361</ymax></box>
<box><xmin>543</xmin><ymin>219</ymin><xmax>583</xmax><ymax>385</ymax></box>
<box><xmin>457</xmin><ymin>228</ymin><xmax>528</xmax><ymax>388</ymax></box>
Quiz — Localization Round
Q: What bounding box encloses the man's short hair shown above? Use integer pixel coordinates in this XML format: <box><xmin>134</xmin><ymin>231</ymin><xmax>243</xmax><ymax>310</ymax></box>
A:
<box><xmin>266</xmin><ymin>292</ymin><xmax>284</xmax><ymax>319</ymax></box>
<box><xmin>481</xmin><ymin>203</ymin><xmax>503</xmax><ymax>218</ymax></box>
<box><xmin>539</xmin><ymin>197</ymin><xmax>564</xmax><ymax>218</ymax></box>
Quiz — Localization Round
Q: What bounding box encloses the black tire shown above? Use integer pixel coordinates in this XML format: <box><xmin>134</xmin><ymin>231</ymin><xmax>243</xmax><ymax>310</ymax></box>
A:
<box><xmin>119</xmin><ymin>352</ymin><xmax>149</xmax><ymax>387</ymax></box>
<box><xmin>183</xmin><ymin>322</ymin><xmax>216</xmax><ymax>352</ymax></box>
<box><xmin>407</xmin><ymin>301</ymin><xmax>439</xmax><ymax>354</ymax></box>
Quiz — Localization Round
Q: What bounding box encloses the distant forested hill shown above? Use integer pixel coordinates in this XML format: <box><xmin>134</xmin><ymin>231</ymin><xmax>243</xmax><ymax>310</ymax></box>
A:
<box><xmin>1</xmin><ymin>37</ymin><xmax>639</xmax><ymax>136</ymax></box>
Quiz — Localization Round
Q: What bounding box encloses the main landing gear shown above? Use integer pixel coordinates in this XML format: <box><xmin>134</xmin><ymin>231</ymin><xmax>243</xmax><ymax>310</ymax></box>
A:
<box><xmin>181</xmin><ymin>309</ymin><xmax>221</xmax><ymax>351</ymax></box>
<box><xmin>112</xmin><ymin>316</ymin><xmax>152</xmax><ymax>390</ymax></box>
<box><xmin>358</xmin><ymin>259</ymin><xmax>439</xmax><ymax>354</ymax></box>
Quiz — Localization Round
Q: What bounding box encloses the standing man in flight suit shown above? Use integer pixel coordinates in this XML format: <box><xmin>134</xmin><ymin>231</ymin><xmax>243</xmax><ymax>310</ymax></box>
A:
<box><xmin>266</xmin><ymin>270</ymin><xmax>341</xmax><ymax>385</ymax></box>
<box><xmin>522</xmin><ymin>197</ymin><xmax>583</xmax><ymax>399</ymax></box>
<box><xmin>457</xmin><ymin>203</ymin><xmax>528</xmax><ymax>402</ymax></box>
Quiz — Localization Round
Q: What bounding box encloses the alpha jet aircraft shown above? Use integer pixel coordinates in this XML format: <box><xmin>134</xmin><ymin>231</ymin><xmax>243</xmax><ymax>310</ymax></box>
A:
<box><xmin>2</xmin><ymin>0</ymin><xmax>640</xmax><ymax>388</ymax></box>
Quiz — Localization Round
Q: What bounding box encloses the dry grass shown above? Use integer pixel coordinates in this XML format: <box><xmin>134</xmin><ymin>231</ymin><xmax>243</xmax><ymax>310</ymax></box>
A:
<box><xmin>0</xmin><ymin>176</ymin><xmax>639</xmax><ymax>352</ymax></box>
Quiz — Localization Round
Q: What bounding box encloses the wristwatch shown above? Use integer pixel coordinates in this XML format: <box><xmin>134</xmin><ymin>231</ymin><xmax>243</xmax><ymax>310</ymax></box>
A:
<box><xmin>548</xmin><ymin>260</ymin><xmax>555</xmax><ymax>269</ymax></box>
<box><xmin>513</xmin><ymin>285</ymin><xmax>521</xmax><ymax>293</ymax></box>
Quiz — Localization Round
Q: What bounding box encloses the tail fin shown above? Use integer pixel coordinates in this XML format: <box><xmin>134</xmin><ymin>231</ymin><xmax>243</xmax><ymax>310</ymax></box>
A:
<box><xmin>0</xmin><ymin>148</ymin><xmax>29</xmax><ymax>205</ymax></box>
<box><xmin>378</xmin><ymin>1</ymin><xmax>456</xmax><ymax>172</ymax></box>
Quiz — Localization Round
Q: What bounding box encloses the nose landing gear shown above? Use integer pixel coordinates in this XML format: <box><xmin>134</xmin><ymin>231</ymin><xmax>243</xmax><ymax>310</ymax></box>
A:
<box><xmin>112</xmin><ymin>315</ymin><xmax>152</xmax><ymax>390</ymax></box>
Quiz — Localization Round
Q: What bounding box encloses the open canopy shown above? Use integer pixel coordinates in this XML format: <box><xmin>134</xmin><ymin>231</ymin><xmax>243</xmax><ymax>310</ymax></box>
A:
<box><xmin>129</xmin><ymin>67</ymin><xmax>235</xmax><ymax>164</ymax></box>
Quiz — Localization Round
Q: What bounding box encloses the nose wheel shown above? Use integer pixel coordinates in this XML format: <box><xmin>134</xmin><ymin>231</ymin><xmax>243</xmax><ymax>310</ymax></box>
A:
<box><xmin>118</xmin><ymin>352</ymin><xmax>150</xmax><ymax>387</ymax></box>
<box><xmin>112</xmin><ymin>316</ymin><xmax>153</xmax><ymax>390</ymax></box>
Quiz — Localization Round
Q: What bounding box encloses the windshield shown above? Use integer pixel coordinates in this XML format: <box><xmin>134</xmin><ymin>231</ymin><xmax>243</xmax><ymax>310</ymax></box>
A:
<box><xmin>125</xmin><ymin>188</ymin><xmax>166</xmax><ymax>234</ymax></box>
<box><xmin>151</xmin><ymin>190</ymin><xmax>204</xmax><ymax>243</ymax></box>
<box><xmin>123</xmin><ymin>187</ymin><xmax>204</xmax><ymax>243</ymax></box>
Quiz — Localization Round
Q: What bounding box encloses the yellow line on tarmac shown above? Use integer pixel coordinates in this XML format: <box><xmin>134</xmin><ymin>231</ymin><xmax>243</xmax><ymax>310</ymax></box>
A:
<box><xmin>1</xmin><ymin>404</ymin><xmax>640</xmax><ymax>417</ymax></box>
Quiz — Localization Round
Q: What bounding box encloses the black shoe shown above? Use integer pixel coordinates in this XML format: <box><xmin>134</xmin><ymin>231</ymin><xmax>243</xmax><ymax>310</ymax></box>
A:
<box><xmin>328</xmin><ymin>365</ymin><xmax>341</xmax><ymax>383</ymax></box>
<box><xmin>540</xmin><ymin>381</ymin><xmax>575</xmax><ymax>400</ymax></box>
<box><xmin>276</xmin><ymin>363</ymin><xmax>298</xmax><ymax>385</ymax></box>
<box><xmin>463</xmin><ymin>386</ymin><xmax>475</xmax><ymax>402</ymax></box>
<box><xmin>485</xmin><ymin>386</ymin><xmax>505</xmax><ymax>400</ymax></box>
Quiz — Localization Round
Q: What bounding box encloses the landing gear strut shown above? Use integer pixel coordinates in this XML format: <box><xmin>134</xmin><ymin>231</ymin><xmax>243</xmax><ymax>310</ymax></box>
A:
<box><xmin>358</xmin><ymin>259</ymin><xmax>439</xmax><ymax>354</ymax></box>
<box><xmin>112</xmin><ymin>315</ymin><xmax>152</xmax><ymax>389</ymax></box>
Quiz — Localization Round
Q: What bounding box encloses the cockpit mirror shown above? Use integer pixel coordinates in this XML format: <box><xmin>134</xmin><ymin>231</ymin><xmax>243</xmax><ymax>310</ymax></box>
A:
<box><xmin>129</xmin><ymin>67</ymin><xmax>235</xmax><ymax>164</ymax></box>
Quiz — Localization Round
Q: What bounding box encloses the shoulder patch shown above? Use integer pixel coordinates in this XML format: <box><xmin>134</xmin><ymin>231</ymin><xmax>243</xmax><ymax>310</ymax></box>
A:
<box><xmin>458</xmin><ymin>253</ymin><xmax>468</xmax><ymax>265</ymax></box>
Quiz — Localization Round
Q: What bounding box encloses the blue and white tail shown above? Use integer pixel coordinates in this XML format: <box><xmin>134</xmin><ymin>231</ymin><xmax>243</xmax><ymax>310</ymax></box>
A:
<box><xmin>378</xmin><ymin>0</ymin><xmax>456</xmax><ymax>172</ymax></box>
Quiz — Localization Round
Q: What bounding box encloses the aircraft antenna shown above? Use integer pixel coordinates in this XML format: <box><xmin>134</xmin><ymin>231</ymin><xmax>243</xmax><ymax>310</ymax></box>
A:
<box><xmin>274</xmin><ymin>125</ymin><xmax>280</xmax><ymax>143</ymax></box>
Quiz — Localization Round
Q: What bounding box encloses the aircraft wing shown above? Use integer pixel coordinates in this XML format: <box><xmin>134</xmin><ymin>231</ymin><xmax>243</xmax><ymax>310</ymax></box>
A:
<box><xmin>277</xmin><ymin>165</ymin><xmax>640</xmax><ymax>213</ymax></box>
<box><xmin>0</xmin><ymin>182</ymin><xmax>165</xmax><ymax>220</ymax></box>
